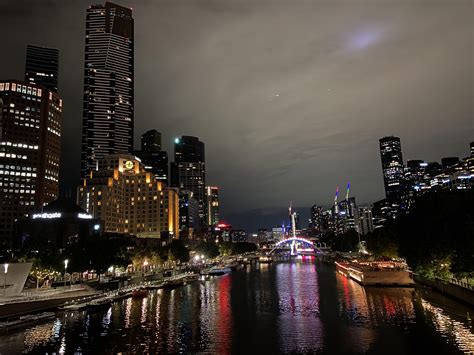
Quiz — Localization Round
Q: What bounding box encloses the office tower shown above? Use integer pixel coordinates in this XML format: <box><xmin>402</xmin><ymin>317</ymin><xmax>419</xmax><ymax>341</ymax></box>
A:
<box><xmin>179</xmin><ymin>190</ymin><xmax>199</xmax><ymax>239</ymax></box>
<box><xmin>379</xmin><ymin>136</ymin><xmax>404</xmax><ymax>200</ymax></box>
<box><xmin>81</xmin><ymin>2</ymin><xmax>134</xmax><ymax>178</ymax></box>
<box><xmin>470</xmin><ymin>142</ymin><xmax>474</xmax><ymax>157</ymax></box>
<box><xmin>135</xmin><ymin>150</ymin><xmax>168</xmax><ymax>183</ymax></box>
<box><xmin>25</xmin><ymin>45</ymin><xmax>59</xmax><ymax>92</ymax></box>
<box><xmin>134</xmin><ymin>130</ymin><xmax>168</xmax><ymax>183</ymax></box>
<box><xmin>441</xmin><ymin>157</ymin><xmax>460</xmax><ymax>170</ymax></box>
<box><xmin>77</xmin><ymin>154</ymin><xmax>179</xmax><ymax>239</ymax></box>
<box><xmin>0</xmin><ymin>80</ymin><xmax>62</xmax><ymax>242</ymax></box>
<box><xmin>174</xmin><ymin>136</ymin><xmax>205</xmax><ymax>163</ymax></box>
<box><xmin>339</xmin><ymin>196</ymin><xmax>359</xmax><ymax>233</ymax></box>
<box><xmin>358</xmin><ymin>207</ymin><xmax>374</xmax><ymax>235</ymax></box>
<box><xmin>206</xmin><ymin>186</ymin><xmax>219</xmax><ymax>226</ymax></box>
<box><xmin>171</xmin><ymin>136</ymin><xmax>206</xmax><ymax>226</ymax></box>
<box><xmin>141</xmin><ymin>129</ymin><xmax>161</xmax><ymax>152</ymax></box>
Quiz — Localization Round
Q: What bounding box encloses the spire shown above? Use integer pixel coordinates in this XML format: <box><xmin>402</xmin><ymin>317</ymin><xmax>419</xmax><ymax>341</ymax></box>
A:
<box><xmin>346</xmin><ymin>181</ymin><xmax>350</xmax><ymax>200</ymax></box>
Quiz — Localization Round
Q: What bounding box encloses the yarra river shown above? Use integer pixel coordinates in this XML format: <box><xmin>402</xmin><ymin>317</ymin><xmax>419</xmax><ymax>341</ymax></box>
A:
<box><xmin>0</xmin><ymin>259</ymin><xmax>473</xmax><ymax>354</ymax></box>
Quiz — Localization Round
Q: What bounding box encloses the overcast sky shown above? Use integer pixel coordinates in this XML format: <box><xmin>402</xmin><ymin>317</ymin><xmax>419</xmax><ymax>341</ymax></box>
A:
<box><xmin>0</xmin><ymin>0</ymin><xmax>472</xmax><ymax>231</ymax></box>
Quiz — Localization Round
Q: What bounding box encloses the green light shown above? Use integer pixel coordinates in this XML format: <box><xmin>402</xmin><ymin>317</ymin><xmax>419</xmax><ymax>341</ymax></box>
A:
<box><xmin>175</xmin><ymin>138</ymin><xmax>180</xmax><ymax>144</ymax></box>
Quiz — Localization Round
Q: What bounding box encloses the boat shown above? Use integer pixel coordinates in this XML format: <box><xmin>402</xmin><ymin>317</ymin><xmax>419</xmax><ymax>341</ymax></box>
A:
<box><xmin>258</xmin><ymin>256</ymin><xmax>273</xmax><ymax>263</ymax></box>
<box><xmin>208</xmin><ymin>266</ymin><xmax>231</xmax><ymax>276</ymax></box>
<box><xmin>131</xmin><ymin>288</ymin><xmax>148</xmax><ymax>297</ymax></box>
<box><xmin>0</xmin><ymin>312</ymin><xmax>55</xmax><ymax>331</ymax></box>
<box><xmin>86</xmin><ymin>298</ymin><xmax>112</xmax><ymax>311</ymax></box>
<box><xmin>335</xmin><ymin>260</ymin><xmax>415</xmax><ymax>287</ymax></box>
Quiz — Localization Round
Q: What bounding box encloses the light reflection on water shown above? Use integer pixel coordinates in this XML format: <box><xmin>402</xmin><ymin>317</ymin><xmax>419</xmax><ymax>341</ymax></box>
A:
<box><xmin>0</xmin><ymin>260</ymin><xmax>472</xmax><ymax>354</ymax></box>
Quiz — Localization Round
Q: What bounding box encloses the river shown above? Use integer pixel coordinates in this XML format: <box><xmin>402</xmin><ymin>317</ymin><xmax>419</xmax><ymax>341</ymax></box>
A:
<box><xmin>0</xmin><ymin>258</ymin><xmax>473</xmax><ymax>354</ymax></box>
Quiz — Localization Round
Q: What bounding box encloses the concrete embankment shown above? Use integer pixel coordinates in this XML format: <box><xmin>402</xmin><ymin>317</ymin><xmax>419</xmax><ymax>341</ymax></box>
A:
<box><xmin>0</xmin><ymin>288</ymin><xmax>97</xmax><ymax>320</ymax></box>
<box><xmin>414</xmin><ymin>275</ymin><xmax>474</xmax><ymax>307</ymax></box>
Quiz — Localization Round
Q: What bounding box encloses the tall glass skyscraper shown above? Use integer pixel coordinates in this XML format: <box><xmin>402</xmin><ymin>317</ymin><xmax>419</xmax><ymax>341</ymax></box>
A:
<box><xmin>25</xmin><ymin>45</ymin><xmax>59</xmax><ymax>93</ymax></box>
<box><xmin>379</xmin><ymin>136</ymin><xmax>404</xmax><ymax>200</ymax></box>
<box><xmin>81</xmin><ymin>2</ymin><xmax>134</xmax><ymax>178</ymax></box>
<box><xmin>171</xmin><ymin>136</ymin><xmax>206</xmax><ymax>227</ymax></box>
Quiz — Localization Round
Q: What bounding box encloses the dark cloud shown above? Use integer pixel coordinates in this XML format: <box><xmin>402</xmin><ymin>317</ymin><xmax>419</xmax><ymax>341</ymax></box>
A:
<box><xmin>0</xmin><ymin>0</ymin><xmax>472</xmax><ymax>231</ymax></box>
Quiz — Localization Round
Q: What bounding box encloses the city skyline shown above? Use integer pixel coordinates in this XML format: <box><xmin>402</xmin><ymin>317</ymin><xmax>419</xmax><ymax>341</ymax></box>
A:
<box><xmin>0</xmin><ymin>0</ymin><xmax>472</xmax><ymax>231</ymax></box>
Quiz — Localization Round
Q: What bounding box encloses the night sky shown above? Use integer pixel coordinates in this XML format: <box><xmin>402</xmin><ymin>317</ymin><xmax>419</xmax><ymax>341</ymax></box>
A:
<box><xmin>0</xmin><ymin>0</ymin><xmax>472</xmax><ymax>231</ymax></box>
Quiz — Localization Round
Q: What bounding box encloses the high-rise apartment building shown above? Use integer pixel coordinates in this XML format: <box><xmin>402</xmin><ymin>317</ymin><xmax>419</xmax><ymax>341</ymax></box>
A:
<box><xmin>81</xmin><ymin>2</ymin><xmax>134</xmax><ymax>178</ymax></box>
<box><xmin>77</xmin><ymin>154</ymin><xmax>178</xmax><ymax>239</ymax></box>
<box><xmin>379</xmin><ymin>136</ymin><xmax>404</xmax><ymax>200</ymax></box>
<box><xmin>171</xmin><ymin>136</ymin><xmax>206</xmax><ymax>226</ymax></box>
<box><xmin>0</xmin><ymin>80</ymin><xmax>62</xmax><ymax>242</ymax></box>
<box><xmin>206</xmin><ymin>186</ymin><xmax>219</xmax><ymax>227</ymax></box>
<box><xmin>25</xmin><ymin>45</ymin><xmax>59</xmax><ymax>93</ymax></box>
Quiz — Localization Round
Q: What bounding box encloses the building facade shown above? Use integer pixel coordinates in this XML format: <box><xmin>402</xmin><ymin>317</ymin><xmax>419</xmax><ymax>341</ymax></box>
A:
<box><xmin>379</xmin><ymin>136</ymin><xmax>404</xmax><ymax>200</ymax></box>
<box><xmin>141</xmin><ymin>129</ymin><xmax>161</xmax><ymax>152</ymax></box>
<box><xmin>134</xmin><ymin>130</ymin><xmax>168</xmax><ymax>184</ymax></box>
<box><xmin>0</xmin><ymin>80</ymin><xmax>62</xmax><ymax>242</ymax></box>
<box><xmin>171</xmin><ymin>136</ymin><xmax>206</xmax><ymax>226</ymax></box>
<box><xmin>25</xmin><ymin>45</ymin><xmax>59</xmax><ymax>93</ymax></box>
<box><xmin>77</xmin><ymin>154</ymin><xmax>178</xmax><ymax>239</ymax></box>
<box><xmin>178</xmin><ymin>190</ymin><xmax>200</xmax><ymax>239</ymax></box>
<box><xmin>206</xmin><ymin>186</ymin><xmax>219</xmax><ymax>227</ymax></box>
<box><xmin>81</xmin><ymin>2</ymin><xmax>134</xmax><ymax>178</ymax></box>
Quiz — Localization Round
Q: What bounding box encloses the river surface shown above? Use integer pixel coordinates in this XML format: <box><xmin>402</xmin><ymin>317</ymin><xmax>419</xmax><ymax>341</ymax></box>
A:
<box><xmin>0</xmin><ymin>259</ymin><xmax>473</xmax><ymax>354</ymax></box>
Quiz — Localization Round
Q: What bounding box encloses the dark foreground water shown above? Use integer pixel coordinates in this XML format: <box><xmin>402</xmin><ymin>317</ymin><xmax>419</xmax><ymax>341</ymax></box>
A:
<box><xmin>0</xmin><ymin>259</ymin><xmax>473</xmax><ymax>354</ymax></box>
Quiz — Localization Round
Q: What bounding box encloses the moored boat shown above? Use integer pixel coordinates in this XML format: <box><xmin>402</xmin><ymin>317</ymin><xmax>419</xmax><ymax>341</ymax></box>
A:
<box><xmin>335</xmin><ymin>260</ymin><xmax>415</xmax><ymax>287</ymax></box>
<box><xmin>208</xmin><ymin>266</ymin><xmax>231</xmax><ymax>276</ymax></box>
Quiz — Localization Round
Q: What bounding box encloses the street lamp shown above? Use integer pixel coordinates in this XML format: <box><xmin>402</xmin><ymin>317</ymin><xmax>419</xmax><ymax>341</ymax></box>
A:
<box><xmin>3</xmin><ymin>263</ymin><xmax>9</xmax><ymax>298</ymax></box>
<box><xmin>64</xmin><ymin>259</ymin><xmax>69</xmax><ymax>287</ymax></box>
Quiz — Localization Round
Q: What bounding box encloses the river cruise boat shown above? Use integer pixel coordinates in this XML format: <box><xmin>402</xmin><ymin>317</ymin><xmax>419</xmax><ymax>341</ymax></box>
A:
<box><xmin>335</xmin><ymin>260</ymin><xmax>414</xmax><ymax>287</ymax></box>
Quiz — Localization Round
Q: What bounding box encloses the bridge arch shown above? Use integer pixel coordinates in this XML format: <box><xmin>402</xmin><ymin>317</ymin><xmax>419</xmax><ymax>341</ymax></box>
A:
<box><xmin>269</xmin><ymin>237</ymin><xmax>319</xmax><ymax>255</ymax></box>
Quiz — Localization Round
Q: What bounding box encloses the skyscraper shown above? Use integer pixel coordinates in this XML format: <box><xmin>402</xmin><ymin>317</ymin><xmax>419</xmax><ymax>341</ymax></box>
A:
<box><xmin>141</xmin><ymin>129</ymin><xmax>161</xmax><ymax>152</ymax></box>
<box><xmin>379</xmin><ymin>136</ymin><xmax>404</xmax><ymax>200</ymax></box>
<box><xmin>0</xmin><ymin>80</ymin><xmax>62</xmax><ymax>242</ymax></box>
<box><xmin>81</xmin><ymin>2</ymin><xmax>134</xmax><ymax>178</ymax></box>
<box><xmin>171</xmin><ymin>136</ymin><xmax>206</xmax><ymax>227</ymax></box>
<box><xmin>310</xmin><ymin>205</ymin><xmax>324</xmax><ymax>236</ymax></box>
<box><xmin>206</xmin><ymin>186</ymin><xmax>219</xmax><ymax>226</ymax></box>
<box><xmin>174</xmin><ymin>136</ymin><xmax>205</xmax><ymax>163</ymax></box>
<box><xmin>134</xmin><ymin>130</ymin><xmax>168</xmax><ymax>183</ymax></box>
<box><xmin>24</xmin><ymin>45</ymin><xmax>59</xmax><ymax>93</ymax></box>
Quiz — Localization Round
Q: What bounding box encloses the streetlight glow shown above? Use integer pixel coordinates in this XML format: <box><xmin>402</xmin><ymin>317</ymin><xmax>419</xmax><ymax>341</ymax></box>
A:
<box><xmin>4</xmin><ymin>263</ymin><xmax>8</xmax><ymax>274</ymax></box>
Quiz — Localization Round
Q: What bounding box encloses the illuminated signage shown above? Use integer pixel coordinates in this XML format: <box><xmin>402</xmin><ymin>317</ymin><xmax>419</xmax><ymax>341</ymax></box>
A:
<box><xmin>78</xmin><ymin>213</ymin><xmax>93</xmax><ymax>219</ymax></box>
<box><xmin>32</xmin><ymin>212</ymin><xmax>61</xmax><ymax>219</ymax></box>
<box><xmin>124</xmin><ymin>160</ymin><xmax>134</xmax><ymax>170</ymax></box>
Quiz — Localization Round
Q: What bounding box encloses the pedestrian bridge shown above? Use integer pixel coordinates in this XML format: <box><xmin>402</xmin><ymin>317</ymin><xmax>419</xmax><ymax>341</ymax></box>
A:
<box><xmin>268</xmin><ymin>237</ymin><xmax>330</xmax><ymax>255</ymax></box>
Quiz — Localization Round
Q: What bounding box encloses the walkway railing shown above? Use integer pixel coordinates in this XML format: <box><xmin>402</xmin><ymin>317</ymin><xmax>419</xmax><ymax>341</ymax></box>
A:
<box><xmin>436</xmin><ymin>277</ymin><xmax>474</xmax><ymax>291</ymax></box>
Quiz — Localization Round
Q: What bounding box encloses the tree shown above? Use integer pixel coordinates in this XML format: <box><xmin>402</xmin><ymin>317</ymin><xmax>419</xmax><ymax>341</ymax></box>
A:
<box><xmin>365</xmin><ymin>227</ymin><xmax>399</xmax><ymax>259</ymax></box>
<box><xmin>195</xmin><ymin>241</ymin><xmax>220</xmax><ymax>258</ymax></box>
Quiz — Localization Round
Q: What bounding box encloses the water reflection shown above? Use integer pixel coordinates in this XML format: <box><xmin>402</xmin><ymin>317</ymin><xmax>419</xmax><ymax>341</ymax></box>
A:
<box><xmin>421</xmin><ymin>298</ymin><xmax>474</xmax><ymax>353</ymax></box>
<box><xmin>276</xmin><ymin>261</ymin><xmax>323</xmax><ymax>353</ymax></box>
<box><xmin>0</xmin><ymin>260</ymin><xmax>472</xmax><ymax>354</ymax></box>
